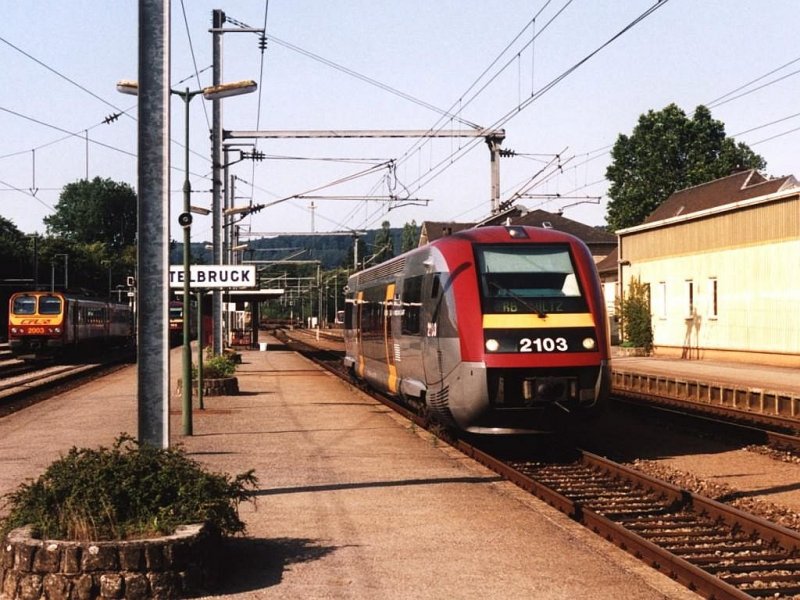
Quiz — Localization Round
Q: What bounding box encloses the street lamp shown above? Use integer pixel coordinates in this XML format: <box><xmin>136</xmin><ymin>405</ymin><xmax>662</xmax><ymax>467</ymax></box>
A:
<box><xmin>117</xmin><ymin>78</ymin><xmax>256</xmax><ymax>437</ymax></box>
<box><xmin>51</xmin><ymin>254</ymin><xmax>68</xmax><ymax>292</ymax></box>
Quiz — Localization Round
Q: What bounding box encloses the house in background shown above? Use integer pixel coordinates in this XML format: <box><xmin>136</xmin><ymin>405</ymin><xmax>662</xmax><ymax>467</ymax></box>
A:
<box><xmin>616</xmin><ymin>169</ymin><xmax>800</xmax><ymax>366</ymax></box>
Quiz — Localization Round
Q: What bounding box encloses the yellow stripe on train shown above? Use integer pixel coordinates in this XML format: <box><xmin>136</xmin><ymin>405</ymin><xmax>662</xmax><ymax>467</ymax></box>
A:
<box><xmin>483</xmin><ymin>313</ymin><xmax>595</xmax><ymax>329</ymax></box>
<box><xmin>385</xmin><ymin>284</ymin><xmax>398</xmax><ymax>394</ymax></box>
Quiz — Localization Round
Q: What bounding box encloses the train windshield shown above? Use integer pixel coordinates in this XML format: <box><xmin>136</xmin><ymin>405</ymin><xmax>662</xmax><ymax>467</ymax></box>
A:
<box><xmin>38</xmin><ymin>296</ymin><xmax>62</xmax><ymax>315</ymax></box>
<box><xmin>169</xmin><ymin>306</ymin><xmax>183</xmax><ymax>319</ymax></box>
<box><xmin>12</xmin><ymin>295</ymin><xmax>36</xmax><ymax>315</ymax></box>
<box><xmin>476</xmin><ymin>244</ymin><xmax>587</xmax><ymax>314</ymax></box>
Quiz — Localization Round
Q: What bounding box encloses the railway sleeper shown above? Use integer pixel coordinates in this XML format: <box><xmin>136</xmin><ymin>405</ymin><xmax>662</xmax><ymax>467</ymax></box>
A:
<box><xmin>705</xmin><ymin>560</ymin><xmax>800</xmax><ymax>574</ymax></box>
<box><xmin>663</xmin><ymin>541</ymin><xmax>770</xmax><ymax>554</ymax></box>
<box><xmin>739</xmin><ymin>584</ymin><xmax>800</xmax><ymax>597</ymax></box>
<box><xmin>644</xmin><ymin>528</ymin><xmax>743</xmax><ymax>540</ymax></box>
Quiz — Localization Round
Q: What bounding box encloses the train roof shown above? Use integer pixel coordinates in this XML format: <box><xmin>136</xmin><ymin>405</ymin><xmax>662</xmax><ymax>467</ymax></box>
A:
<box><xmin>349</xmin><ymin>225</ymin><xmax>589</xmax><ymax>284</ymax></box>
<box><xmin>432</xmin><ymin>224</ymin><xmax>585</xmax><ymax>245</ymax></box>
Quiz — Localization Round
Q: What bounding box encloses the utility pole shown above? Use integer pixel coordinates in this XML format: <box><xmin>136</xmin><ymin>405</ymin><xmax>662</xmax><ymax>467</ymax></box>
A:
<box><xmin>209</xmin><ymin>10</ymin><xmax>262</xmax><ymax>355</ymax></box>
<box><xmin>486</xmin><ymin>132</ymin><xmax>506</xmax><ymax>214</ymax></box>
<box><xmin>211</xmin><ymin>8</ymin><xmax>224</xmax><ymax>355</ymax></box>
<box><xmin>137</xmin><ymin>0</ymin><xmax>170</xmax><ymax>448</ymax></box>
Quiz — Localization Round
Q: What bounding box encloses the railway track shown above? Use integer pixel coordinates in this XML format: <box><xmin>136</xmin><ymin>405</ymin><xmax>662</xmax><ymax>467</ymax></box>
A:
<box><xmin>467</xmin><ymin>445</ymin><xmax>800</xmax><ymax>599</ymax></box>
<box><xmin>276</xmin><ymin>327</ymin><xmax>800</xmax><ymax>599</ymax></box>
<box><xmin>278</xmin><ymin>328</ymin><xmax>800</xmax><ymax>452</ymax></box>
<box><xmin>0</xmin><ymin>350</ymin><xmax>134</xmax><ymax>416</ymax></box>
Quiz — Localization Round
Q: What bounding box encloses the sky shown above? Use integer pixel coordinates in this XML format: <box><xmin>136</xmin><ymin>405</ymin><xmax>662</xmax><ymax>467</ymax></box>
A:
<box><xmin>2</xmin><ymin>1</ymin><xmax>799</xmax><ymax>247</ymax></box>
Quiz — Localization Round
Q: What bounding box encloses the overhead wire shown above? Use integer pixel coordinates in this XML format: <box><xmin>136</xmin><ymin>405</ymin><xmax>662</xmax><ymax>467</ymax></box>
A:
<box><xmin>248</xmin><ymin>0</ymin><xmax>271</xmax><ymax>208</ymax></box>
<box><xmin>0</xmin><ymin>177</ymin><xmax>55</xmax><ymax>212</ymax></box>
<box><xmin>178</xmin><ymin>0</ymin><xmax>211</xmax><ymax>128</ymax></box>
<box><xmin>342</xmin><ymin>0</ymin><xmax>569</xmax><ymax>231</ymax></box>
<box><xmin>265</xmin><ymin>33</ymin><xmax>481</xmax><ymax>130</ymax></box>
<box><xmin>0</xmin><ymin>34</ymin><xmax>134</xmax><ymax>121</ymax></box>
<box><xmin>398</xmin><ymin>1</ymin><xmax>670</xmax><ymax>204</ymax></box>
<box><xmin>706</xmin><ymin>55</ymin><xmax>800</xmax><ymax>108</ymax></box>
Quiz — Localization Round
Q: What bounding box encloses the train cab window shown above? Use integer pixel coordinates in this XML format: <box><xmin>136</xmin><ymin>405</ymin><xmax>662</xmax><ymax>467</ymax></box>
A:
<box><xmin>12</xmin><ymin>295</ymin><xmax>36</xmax><ymax>315</ymax></box>
<box><xmin>476</xmin><ymin>244</ymin><xmax>587</xmax><ymax>314</ymax></box>
<box><xmin>169</xmin><ymin>305</ymin><xmax>183</xmax><ymax>320</ymax></box>
<box><xmin>39</xmin><ymin>296</ymin><xmax>62</xmax><ymax>314</ymax></box>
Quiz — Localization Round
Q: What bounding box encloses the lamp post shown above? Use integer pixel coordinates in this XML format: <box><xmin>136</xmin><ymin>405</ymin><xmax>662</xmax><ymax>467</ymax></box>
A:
<box><xmin>117</xmin><ymin>78</ymin><xmax>256</xmax><ymax>437</ymax></box>
<box><xmin>51</xmin><ymin>254</ymin><xmax>68</xmax><ymax>292</ymax></box>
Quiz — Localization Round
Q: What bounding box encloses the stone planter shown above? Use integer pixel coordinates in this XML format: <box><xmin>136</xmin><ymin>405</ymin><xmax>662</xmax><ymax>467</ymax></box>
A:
<box><xmin>177</xmin><ymin>377</ymin><xmax>239</xmax><ymax>397</ymax></box>
<box><xmin>0</xmin><ymin>523</ymin><xmax>220</xmax><ymax>599</ymax></box>
<box><xmin>616</xmin><ymin>346</ymin><xmax>650</xmax><ymax>357</ymax></box>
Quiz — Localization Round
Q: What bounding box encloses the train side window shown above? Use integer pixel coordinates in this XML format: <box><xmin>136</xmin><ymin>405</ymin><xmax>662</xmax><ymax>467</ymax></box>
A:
<box><xmin>430</xmin><ymin>275</ymin><xmax>440</xmax><ymax>299</ymax></box>
<box><xmin>12</xmin><ymin>296</ymin><xmax>36</xmax><ymax>315</ymax></box>
<box><xmin>401</xmin><ymin>276</ymin><xmax>422</xmax><ymax>335</ymax></box>
<box><xmin>344</xmin><ymin>300</ymin><xmax>353</xmax><ymax>329</ymax></box>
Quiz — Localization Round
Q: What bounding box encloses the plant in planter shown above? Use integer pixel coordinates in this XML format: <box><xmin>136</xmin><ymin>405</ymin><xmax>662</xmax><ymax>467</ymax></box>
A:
<box><xmin>192</xmin><ymin>349</ymin><xmax>240</xmax><ymax>396</ymax></box>
<box><xmin>0</xmin><ymin>434</ymin><xmax>257</xmax><ymax>541</ymax></box>
<box><xmin>0</xmin><ymin>435</ymin><xmax>257</xmax><ymax>598</ymax></box>
<box><xmin>196</xmin><ymin>351</ymin><xmax>237</xmax><ymax>380</ymax></box>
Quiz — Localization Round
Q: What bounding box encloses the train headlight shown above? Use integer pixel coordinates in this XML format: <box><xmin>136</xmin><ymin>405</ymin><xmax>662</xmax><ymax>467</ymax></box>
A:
<box><xmin>53</xmin><ymin>327</ymin><xmax>62</xmax><ymax>334</ymax></box>
<box><xmin>485</xmin><ymin>338</ymin><xmax>500</xmax><ymax>352</ymax></box>
<box><xmin>582</xmin><ymin>337</ymin><xmax>596</xmax><ymax>350</ymax></box>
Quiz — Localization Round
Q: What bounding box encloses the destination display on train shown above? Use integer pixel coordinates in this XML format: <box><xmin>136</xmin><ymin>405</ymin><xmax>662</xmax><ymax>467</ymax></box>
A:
<box><xmin>168</xmin><ymin>265</ymin><xmax>257</xmax><ymax>289</ymax></box>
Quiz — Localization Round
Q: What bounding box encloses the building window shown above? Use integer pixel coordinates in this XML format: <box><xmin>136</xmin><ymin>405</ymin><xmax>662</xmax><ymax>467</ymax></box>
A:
<box><xmin>656</xmin><ymin>281</ymin><xmax>666</xmax><ymax>319</ymax></box>
<box><xmin>685</xmin><ymin>280</ymin><xmax>694</xmax><ymax>318</ymax></box>
<box><xmin>707</xmin><ymin>277</ymin><xmax>718</xmax><ymax>319</ymax></box>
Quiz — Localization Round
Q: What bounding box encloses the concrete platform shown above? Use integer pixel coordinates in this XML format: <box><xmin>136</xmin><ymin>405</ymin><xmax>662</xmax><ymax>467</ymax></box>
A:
<box><xmin>0</xmin><ymin>338</ymin><xmax>698</xmax><ymax>599</ymax></box>
<box><xmin>613</xmin><ymin>353</ymin><xmax>800</xmax><ymax>396</ymax></box>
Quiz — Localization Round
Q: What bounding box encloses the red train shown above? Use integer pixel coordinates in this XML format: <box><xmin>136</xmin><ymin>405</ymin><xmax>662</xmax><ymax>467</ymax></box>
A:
<box><xmin>169</xmin><ymin>299</ymin><xmax>198</xmax><ymax>346</ymax></box>
<box><xmin>8</xmin><ymin>291</ymin><xmax>133</xmax><ymax>360</ymax></box>
<box><xmin>343</xmin><ymin>225</ymin><xmax>611</xmax><ymax>434</ymax></box>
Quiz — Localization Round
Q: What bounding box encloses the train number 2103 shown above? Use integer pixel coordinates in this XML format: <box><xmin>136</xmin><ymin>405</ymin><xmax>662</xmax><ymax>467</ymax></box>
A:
<box><xmin>519</xmin><ymin>337</ymin><xmax>568</xmax><ymax>352</ymax></box>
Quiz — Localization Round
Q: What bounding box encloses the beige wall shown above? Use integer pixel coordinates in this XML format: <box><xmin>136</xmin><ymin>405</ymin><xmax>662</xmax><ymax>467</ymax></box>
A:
<box><xmin>619</xmin><ymin>196</ymin><xmax>800</xmax><ymax>365</ymax></box>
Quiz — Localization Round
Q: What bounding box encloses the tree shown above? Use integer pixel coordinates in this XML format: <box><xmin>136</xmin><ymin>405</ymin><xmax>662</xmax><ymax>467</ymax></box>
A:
<box><xmin>370</xmin><ymin>221</ymin><xmax>394</xmax><ymax>265</ymax></box>
<box><xmin>400</xmin><ymin>220</ymin><xmax>419</xmax><ymax>253</ymax></box>
<box><xmin>0</xmin><ymin>216</ymin><xmax>32</xmax><ymax>281</ymax></box>
<box><xmin>605</xmin><ymin>104</ymin><xmax>765</xmax><ymax>231</ymax></box>
<box><xmin>44</xmin><ymin>177</ymin><xmax>137</xmax><ymax>251</ymax></box>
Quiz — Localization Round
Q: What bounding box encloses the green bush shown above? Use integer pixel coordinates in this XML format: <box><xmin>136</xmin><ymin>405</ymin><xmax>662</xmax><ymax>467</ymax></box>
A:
<box><xmin>620</xmin><ymin>276</ymin><xmax>653</xmax><ymax>351</ymax></box>
<box><xmin>0</xmin><ymin>434</ymin><xmax>257</xmax><ymax>541</ymax></box>
<box><xmin>194</xmin><ymin>349</ymin><xmax>237</xmax><ymax>379</ymax></box>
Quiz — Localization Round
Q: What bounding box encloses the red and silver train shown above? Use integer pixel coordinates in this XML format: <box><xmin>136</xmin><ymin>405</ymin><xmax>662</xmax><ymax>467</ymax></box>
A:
<box><xmin>343</xmin><ymin>225</ymin><xmax>611</xmax><ymax>434</ymax></box>
<box><xmin>8</xmin><ymin>291</ymin><xmax>133</xmax><ymax>360</ymax></box>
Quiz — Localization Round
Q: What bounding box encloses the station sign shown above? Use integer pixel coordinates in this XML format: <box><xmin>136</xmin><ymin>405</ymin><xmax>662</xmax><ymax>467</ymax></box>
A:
<box><xmin>169</xmin><ymin>265</ymin><xmax>256</xmax><ymax>289</ymax></box>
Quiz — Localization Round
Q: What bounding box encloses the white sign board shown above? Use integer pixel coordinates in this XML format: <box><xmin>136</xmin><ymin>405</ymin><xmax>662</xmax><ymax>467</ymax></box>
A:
<box><xmin>169</xmin><ymin>265</ymin><xmax>257</xmax><ymax>289</ymax></box>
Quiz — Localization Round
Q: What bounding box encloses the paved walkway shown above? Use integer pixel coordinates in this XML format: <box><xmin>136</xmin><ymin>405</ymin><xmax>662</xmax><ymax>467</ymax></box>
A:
<box><xmin>0</xmin><ymin>339</ymin><xmax>698</xmax><ymax>599</ymax></box>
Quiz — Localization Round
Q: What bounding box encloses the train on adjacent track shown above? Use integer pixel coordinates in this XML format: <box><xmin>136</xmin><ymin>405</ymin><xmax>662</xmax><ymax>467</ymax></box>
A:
<box><xmin>7</xmin><ymin>291</ymin><xmax>133</xmax><ymax>361</ymax></box>
<box><xmin>169</xmin><ymin>299</ymin><xmax>198</xmax><ymax>346</ymax></box>
<box><xmin>343</xmin><ymin>225</ymin><xmax>611</xmax><ymax>434</ymax></box>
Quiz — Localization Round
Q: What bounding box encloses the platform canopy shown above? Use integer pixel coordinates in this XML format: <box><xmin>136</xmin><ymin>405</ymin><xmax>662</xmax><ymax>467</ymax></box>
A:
<box><xmin>176</xmin><ymin>288</ymin><xmax>284</xmax><ymax>300</ymax></box>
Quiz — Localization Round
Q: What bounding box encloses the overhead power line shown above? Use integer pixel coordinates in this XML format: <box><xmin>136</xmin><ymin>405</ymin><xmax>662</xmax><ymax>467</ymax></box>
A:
<box><xmin>265</xmin><ymin>33</ymin><xmax>481</xmax><ymax>130</ymax></box>
<box><xmin>707</xmin><ymin>55</ymin><xmax>800</xmax><ymax>108</ymax></box>
<box><xmin>0</xmin><ymin>34</ymin><xmax>133</xmax><ymax>120</ymax></box>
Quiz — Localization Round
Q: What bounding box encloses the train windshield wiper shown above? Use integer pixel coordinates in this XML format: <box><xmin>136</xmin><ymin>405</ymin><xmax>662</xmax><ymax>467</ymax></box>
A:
<box><xmin>488</xmin><ymin>280</ymin><xmax>547</xmax><ymax>318</ymax></box>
